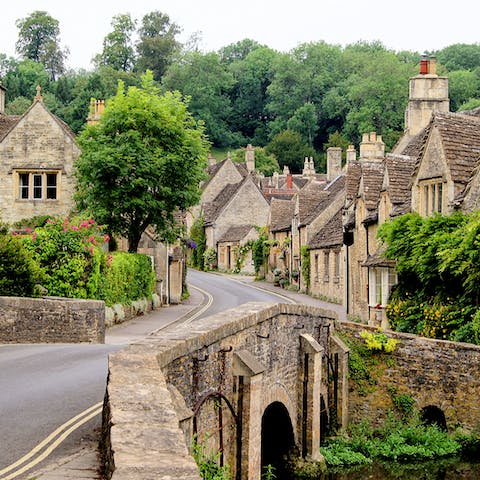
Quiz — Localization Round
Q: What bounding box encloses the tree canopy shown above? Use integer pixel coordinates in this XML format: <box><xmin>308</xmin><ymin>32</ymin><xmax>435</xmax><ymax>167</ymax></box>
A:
<box><xmin>15</xmin><ymin>10</ymin><xmax>68</xmax><ymax>80</ymax></box>
<box><xmin>3</xmin><ymin>10</ymin><xmax>480</xmax><ymax>173</ymax></box>
<box><xmin>75</xmin><ymin>72</ymin><xmax>209</xmax><ymax>252</ymax></box>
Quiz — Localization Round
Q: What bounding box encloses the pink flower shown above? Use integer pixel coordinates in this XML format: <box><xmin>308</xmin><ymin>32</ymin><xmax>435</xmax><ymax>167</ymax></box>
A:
<box><xmin>25</xmin><ymin>227</ymin><xmax>32</xmax><ymax>233</ymax></box>
<box><xmin>103</xmin><ymin>234</ymin><xmax>110</xmax><ymax>243</ymax></box>
<box><xmin>32</xmin><ymin>233</ymin><xmax>37</xmax><ymax>242</ymax></box>
<box><xmin>89</xmin><ymin>218</ymin><xmax>95</xmax><ymax>224</ymax></box>
<box><xmin>71</xmin><ymin>225</ymin><xmax>79</xmax><ymax>231</ymax></box>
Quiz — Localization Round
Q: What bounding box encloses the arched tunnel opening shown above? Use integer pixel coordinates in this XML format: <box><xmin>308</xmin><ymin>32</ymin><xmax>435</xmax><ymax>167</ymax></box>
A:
<box><xmin>421</xmin><ymin>405</ymin><xmax>447</xmax><ymax>431</ymax></box>
<box><xmin>261</xmin><ymin>401</ymin><xmax>296</xmax><ymax>480</ymax></box>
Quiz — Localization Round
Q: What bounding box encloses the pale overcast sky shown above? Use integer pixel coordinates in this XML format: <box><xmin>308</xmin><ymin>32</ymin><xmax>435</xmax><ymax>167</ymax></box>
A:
<box><xmin>1</xmin><ymin>0</ymin><xmax>479</xmax><ymax>70</ymax></box>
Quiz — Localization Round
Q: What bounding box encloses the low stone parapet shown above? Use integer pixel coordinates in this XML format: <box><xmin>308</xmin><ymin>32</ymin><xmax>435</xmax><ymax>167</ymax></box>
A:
<box><xmin>0</xmin><ymin>296</ymin><xmax>105</xmax><ymax>343</ymax></box>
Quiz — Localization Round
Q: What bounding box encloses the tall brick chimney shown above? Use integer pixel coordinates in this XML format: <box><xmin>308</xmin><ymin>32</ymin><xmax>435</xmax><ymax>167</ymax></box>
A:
<box><xmin>0</xmin><ymin>82</ymin><xmax>5</xmax><ymax>114</ymax></box>
<box><xmin>245</xmin><ymin>144</ymin><xmax>255</xmax><ymax>172</ymax></box>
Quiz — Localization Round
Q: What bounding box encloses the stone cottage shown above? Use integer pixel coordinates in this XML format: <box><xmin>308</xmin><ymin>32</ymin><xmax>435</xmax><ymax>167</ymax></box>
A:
<box><xmin>0</xmin><ymin>85</ymin><xmax>79</xmax><ymax>225</ymax></box>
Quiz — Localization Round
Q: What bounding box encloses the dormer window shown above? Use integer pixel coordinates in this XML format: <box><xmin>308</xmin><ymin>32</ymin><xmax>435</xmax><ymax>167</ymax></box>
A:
<box><xmin>17</xmin><ymin>171</ymin><xmax>59</xmax><ymax>200</ymax></box>
<box><xmin>420</xmin><ymin>179</ymin><xmax>443</xmax><ymax>216</ymax></box>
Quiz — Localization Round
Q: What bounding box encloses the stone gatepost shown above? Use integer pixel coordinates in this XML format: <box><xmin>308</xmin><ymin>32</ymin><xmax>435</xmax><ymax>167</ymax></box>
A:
<box><xmin>299</xmin><ymin>334</ymin><xmax>323</xmax><ymax>460</ymax></box>
<box><xmin>233</xmin><ymin>350</ymin><xmax>265</xmax><ymax>480</ymax></box>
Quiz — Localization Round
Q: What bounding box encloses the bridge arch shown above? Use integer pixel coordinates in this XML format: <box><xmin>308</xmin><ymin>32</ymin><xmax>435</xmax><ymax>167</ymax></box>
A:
<box><xmin>421</xmin><ymin>405</ymin><xmax>447</xmax><ymax>431</ymax></box>
<box><xmin>261</xmin><ymin>401</ymin><xmax>295</xmax><ymax>480</ymax></box>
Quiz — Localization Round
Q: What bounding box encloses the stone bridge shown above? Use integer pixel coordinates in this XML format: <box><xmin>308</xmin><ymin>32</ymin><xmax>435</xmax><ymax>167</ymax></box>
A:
<box><xmin>102</xmin><ymin>303</ymin><xmax>480</xmax><ymax>480</ymax></box>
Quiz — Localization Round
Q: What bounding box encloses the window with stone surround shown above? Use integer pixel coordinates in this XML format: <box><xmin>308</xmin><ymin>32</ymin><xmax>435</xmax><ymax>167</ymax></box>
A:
<box><xmin>333</xmin><ymin>251</ymin><xmax>340</xmax><ymax>283</ymax></box>
<box><xmin>17</xmin><ymin>171</ymin><xmax>59</xmax><ymax>200</ymax></box>
<box><xmin>420</xmin><ymin>178</ymin><xmax>443</xmax><ymax>216</ymax></box>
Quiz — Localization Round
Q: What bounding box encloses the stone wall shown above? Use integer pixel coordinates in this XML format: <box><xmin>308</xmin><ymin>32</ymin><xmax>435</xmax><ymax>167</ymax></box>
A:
<box><xmin>103</xmin><ymin>303</ymin><xmax>342</xmax><ymax>480</ymax></box>
<box><xmin>337</xmin><ymin>322</ymin><xmax>480</xmax><ymax>431</ymax></box>
<box><xmin>0</xmin><ymin>296</ymin><xmax>105</xmax><ymax>343</ymax></box>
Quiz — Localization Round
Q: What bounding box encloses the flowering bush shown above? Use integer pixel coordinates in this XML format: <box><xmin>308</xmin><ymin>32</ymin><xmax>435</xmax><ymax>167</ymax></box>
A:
<box><xmin>22</xmin><ymin>217</ymin><xmax>108</xmax><ymax>299</ymax></box>
<box><xmin>360</xmin><ymin>329</ymin><xmax>399</xmax><ymax>353</ymax></box>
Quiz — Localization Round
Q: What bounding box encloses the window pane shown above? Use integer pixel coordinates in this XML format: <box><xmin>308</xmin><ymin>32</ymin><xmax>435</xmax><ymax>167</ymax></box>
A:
<box><xmin>20</xmin><ymin>173</ymin><xmax>29</xmax><ymax>199</ymax></box>
<box><xmin>437</xmin><ymin>183</ymin><xmax>443</xmax><ymax>213</ymax></box>
<box><xmin>46</xmin><ymin>173</ymin><xmax>57</xmax><ymax>199</ymax></box>
<box><xmin>33</xmin><ymin>174</ymin><xmax>42</xmax><ymax>199</ymax></box>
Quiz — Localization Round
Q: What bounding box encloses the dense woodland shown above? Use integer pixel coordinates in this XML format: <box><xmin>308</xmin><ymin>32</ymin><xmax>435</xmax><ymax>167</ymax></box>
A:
<box><xmin>2</xmin><ymin>10</ymin><xmax>480</xmax><ymax>172</ymax></box>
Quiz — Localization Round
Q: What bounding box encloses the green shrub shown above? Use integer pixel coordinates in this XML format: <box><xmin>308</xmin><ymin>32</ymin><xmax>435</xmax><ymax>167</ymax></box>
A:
<box><xmin>98</xmin><ymin>251</ymin><xmax>155</xmax><ymax>306</ymax></box>
<box><xmin>320</xmin><ymin>414</ymin><xmax>461</xmax><ymax>467</ymax></box>
<box><xmin>189</xmin><ymin>216</ymin><xmax>206</xmax><ymax>270</ymax></box>
<box><xmin>191</xmin><ymin>435</ymin><xmax>230</xmax><ymax>480</ymax></box>
<box><xmin>0</xmin><ymin>234</ymin><xmax>41</xmax><ymax>296</ymax></box>
<box><xmin>22</xmin><ymin>217</ymin><xmax>107</xmax><ymax>299</ymax></box>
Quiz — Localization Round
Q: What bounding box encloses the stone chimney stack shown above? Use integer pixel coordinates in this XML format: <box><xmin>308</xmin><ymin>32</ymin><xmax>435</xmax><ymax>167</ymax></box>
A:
<box><xmin>87</xmin><ymin>99</ymin><xmax>105</xmax><ymax>125</ymax></box>
<box><xmin>327</xmin><ymin>147</ymin><xmax>342</xmax><ymax>181</ymax></box>
<box><xmin>207</xmin><ymin>153</ymin><xmax>216</xmax><ymax>166</ymax></box>
<box><xmin>283</xmin><ymin>165</ymin><xmax>290</xmax><ymax>175</ymax></box>
<box><xmin>359</xmin><ymin>132</ymin><xmax>385</xmax><ymax>161</ymax></box>
<box><xmin>245</xmin><ymin>144</ymin><xmax>255</xmax><ymax>172</ymax></box>
<box><xmin>0</xmin><ymin>83</ymin><xmax>5</xmax><ymax>114</ymax></box>
<box><xmin>404</xmin><ymin>54</ymin><xmax>449</xmax><ymax>136</ymax></box>
<box><xmin>346</xmin><ymin>145</ymin><xmax>356</xmax><ymax>162</ymax></box>
<box><xmin>302</xmin><ymin>157</ymin><xmax>316</xmax><ymax>177</ymax></box>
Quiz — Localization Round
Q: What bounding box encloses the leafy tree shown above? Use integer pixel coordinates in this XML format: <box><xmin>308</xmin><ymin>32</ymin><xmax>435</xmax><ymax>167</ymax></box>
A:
<box><xmin>2</xmin><ymin>59</ymin><xmax>49</xmax><ymax>102</ymax></box>
<box><xmin>227</xmin><ymin>46</ymin><xmax>278</xmax><ymax>145</ymax></box>
<box><xmin>162</xmin><ymin>51</ymin><xmax>238</xmax><ymax>147</ymax></box>
<box><xmin>136</xmin><ymin>11</ymin><xmax>181</xmax><ymax>80</ymax></box>
<box><xmin>15</xmin><ymin>11</ymin><xmax>68</xmax><ymax>80</ymax></box>
<box><xmin>75</xmin><ymin>72</ymin><xmax>209</xmax><ymax>252</ymax></box>
<box><xmin>266</xmin><ymin>129</ymin><xmax>315</xmax><ymax>173</ymax></box>
<box><xmin>94</xmin><ymin>14</ymin><xmax>137</xmax><ymax>72</ymax></box>
<box><xmin>188</xmin><ymin>216</ymin><xmax>206</xmax><ymax>270</ymax></box>
<box><xmin>448</xmin><ymin>70</ymin><xmax>480</xmax><ymax>111</ymax></box>
<box><xmin>287</xmin><ymin>102</ymin><xmax>318</xmax><ymax>146</ymax></box>
<box><xmin>435</xmin><ymin>43</ymin><xmax>480</xmax><ymax>71</ymax></box>
<box><xmin>4</xmin><ymin>96</ymin><xmax>31</xmax><ymax>115</ymax></box>
<box><xmin>219</xmin><ymin>38</ymin><xmax>263</xmax><ymax>64</ymax></box>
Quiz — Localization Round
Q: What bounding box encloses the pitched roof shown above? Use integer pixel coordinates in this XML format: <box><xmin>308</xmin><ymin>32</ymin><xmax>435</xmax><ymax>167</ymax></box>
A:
<box><xmin>361</xmin><ymin>162</ymin><xmax>385</xmax><ymax>211</ymax></box>
<box><xmin>0</xmin><ymin>114</ymin><xmax>21</xmax><ymax>142</ymax></box>
<box><xmin>298</xmin><ymin>181</ymin><xmax>330</xmax><ymax>227</ymax></box>
<box><xmin>309</xmin><ymin>208</ymin><xmax>343</xmax><ymax>249</ymax></box>
<box><xmin>432</xmin><ymin>112</ymin><xmax>480</xmax><ymax>187</ymax></box>
<box><xmin>385</xmin><ymin>154</ymin><xmax>417</xmax><ymax>217</ymax></box>
<box><xmin>269</xmin><ymin>198</ymin><xmax>295</xmax><ymax>232</ymax></box>
<box><xmin>345</xmin><ymin>161</ymin><xmax>362</xmax><ymax>203</ymax></box>
<box><xmin>203</xmin><ymin>182</ymin><xmax>242</xmax><ymax>225</ymax></box>
<box><xmin>202</xmin><ymin>158</ymin><xmax>249</xmax><ymax>191</ymax></box>
<box><xmin>218</xmin><ymin>225</ymin><xmax>254</xmax><ymax>243</ymax></box>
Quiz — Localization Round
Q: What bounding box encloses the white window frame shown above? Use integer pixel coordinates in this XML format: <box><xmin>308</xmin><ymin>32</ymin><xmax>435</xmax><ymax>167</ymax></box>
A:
<box><xmin>368</xmin><ymin>267</ymin><xmax>397</xmax><ymax>307</ymax></box>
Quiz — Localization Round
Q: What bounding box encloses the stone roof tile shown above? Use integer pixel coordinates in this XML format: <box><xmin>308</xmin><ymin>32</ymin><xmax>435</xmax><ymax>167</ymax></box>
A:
<box><xmin>269</xmin><ymin>198</ymin><xmax>295</xmax><ymax>232</ymax></box>
<box><xmin>309</xmin><ymin>208</ymin><xmax>343</xmax><ymax>249</ymax></box>
<box><xmin>218</xmin><ymin>225</ymin><xmax>254</xmax><ymax>243</ymax></box>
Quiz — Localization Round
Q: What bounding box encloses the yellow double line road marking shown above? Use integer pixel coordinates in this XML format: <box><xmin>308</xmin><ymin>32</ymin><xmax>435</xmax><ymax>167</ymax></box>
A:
<box><xmin>183</xmin><ymin>284</ymin><xmax>214</xmax><ymax>325</ymax></box>
<box><xmin>0</xmin><ymin>402</ymin><xmax>102</xmax><ymax>480</ymax></box>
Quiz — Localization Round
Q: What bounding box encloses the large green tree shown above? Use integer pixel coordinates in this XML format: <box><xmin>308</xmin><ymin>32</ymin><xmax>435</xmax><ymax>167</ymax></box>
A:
<box><xmin>15</xmin><ymin>11</ymin><xmax>68</xmax><ymax>80</ymax></box>
<box><xmin>136</xmin><ymin>11</ymin><xmax>181</xmax><ymax>80</ymax></box>
<box><xmin>162</xmin><ymin>51</ymin><xmax>238</xmax><ymax>147</ymax></box>
<box><xmin>75</xmin><ymin>72</ymin><xmax>210</xmax><ymax>252</ymax></box>
<box><xmin>94</xmin><ymin>14</ymin><xmax>137</xmax><ymax>72</ymax></box>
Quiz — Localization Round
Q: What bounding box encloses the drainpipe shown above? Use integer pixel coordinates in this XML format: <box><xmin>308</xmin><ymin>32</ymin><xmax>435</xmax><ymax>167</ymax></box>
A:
<box><xmin>165</xmin><ymin>242</ymin><xmax>170</xmax><ymax>305</ymax></box>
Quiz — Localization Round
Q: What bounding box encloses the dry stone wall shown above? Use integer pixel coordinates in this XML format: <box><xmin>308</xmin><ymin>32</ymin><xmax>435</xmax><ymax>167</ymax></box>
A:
<box><xmin>338</xmin><ymin>322</ymin><xmax>480</xmax><ymax>431</ymax></box>
<box><xmin>0</xmin><ymin>296</ymin><xmax>105</xmax><ymax>343</ymax></box>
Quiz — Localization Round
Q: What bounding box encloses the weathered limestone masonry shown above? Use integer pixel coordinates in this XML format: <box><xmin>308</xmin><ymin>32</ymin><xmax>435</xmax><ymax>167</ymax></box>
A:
<box><xmin>102</xmin><ymin>303</ymin><xmax>349</xmax><ymax>480</ymax></box>
<box><xmin>0</xmin><ymin>296</ymin><xmax>105</xmax><ymax>343</ymax></box>
<box><xmin>338</xmin><ymin>322</ymin><xmax>480</xmax><ymax>431</ymax></box>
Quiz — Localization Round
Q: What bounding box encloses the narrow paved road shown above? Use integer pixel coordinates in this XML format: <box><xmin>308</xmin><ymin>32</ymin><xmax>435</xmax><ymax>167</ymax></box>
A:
<box><xmin>0</xmin><ymin>271</ymin><xmax>289</xmax><ymax>477</ymax></box>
